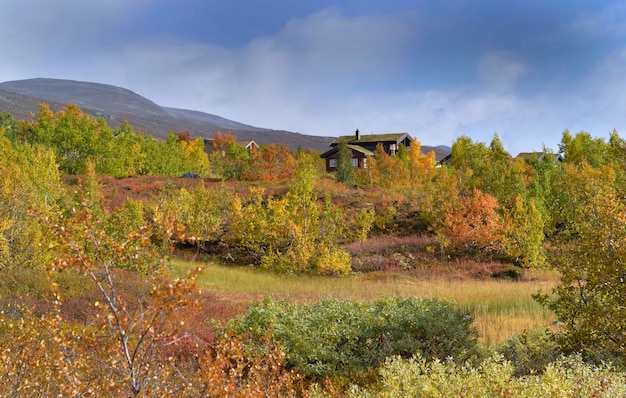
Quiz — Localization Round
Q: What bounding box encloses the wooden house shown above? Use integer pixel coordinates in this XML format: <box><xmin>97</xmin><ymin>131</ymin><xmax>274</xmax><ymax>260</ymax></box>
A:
<box><xmin>320</xmin><ymin>130</ymin><xmax>412</xmax><ymax>172</ymax></box>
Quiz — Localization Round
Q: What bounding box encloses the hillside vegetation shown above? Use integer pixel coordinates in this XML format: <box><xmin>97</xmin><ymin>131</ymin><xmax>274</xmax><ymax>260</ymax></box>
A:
<box><xmin>1</xmin><ymin>106</ymin><xmax>626</xmax><ymax>396</ymax></box>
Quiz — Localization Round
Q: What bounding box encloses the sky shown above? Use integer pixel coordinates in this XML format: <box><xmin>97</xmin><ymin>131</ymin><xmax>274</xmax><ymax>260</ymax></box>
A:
<box><xmin>2</xmin><ymin>0</ymin><xmax>626</xmax><ymax>154</ymax></box>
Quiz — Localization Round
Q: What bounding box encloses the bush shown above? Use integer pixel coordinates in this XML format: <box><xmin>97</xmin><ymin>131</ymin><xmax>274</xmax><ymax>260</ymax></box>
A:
<box><xmin>491</xmin><ymin>265</ymin><xmax>524</xmax><ymax>281</ymax></box>
<box><xmin>497</xmin><ymin>329</ymin><xmax>561</xmax><ymax>376</ymax></box>
<box><xmin>314</xmin><ymin>247</ymin><xmax>352</xmax><ymax>275</ymax></box>
<box><xmin>226</xmin><ymin>296</ymin><xmax>481</xmax><ymax>386</ymax></box>
<box><xmin>355</xmin><ymin>354</ymin><xmax>626</xmax><ymax>398</ymax></box>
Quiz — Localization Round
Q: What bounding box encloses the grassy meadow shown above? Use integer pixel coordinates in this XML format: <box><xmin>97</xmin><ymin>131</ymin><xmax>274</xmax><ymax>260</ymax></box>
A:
<box><xmin>172</xmin><ymin>258</ymin><xmax>558</xmax><ymax>346</ymax></box>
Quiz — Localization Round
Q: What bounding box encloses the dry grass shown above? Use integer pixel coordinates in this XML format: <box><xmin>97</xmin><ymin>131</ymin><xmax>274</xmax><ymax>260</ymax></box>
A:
<box><xmin>171</xmin><ymin>259</ymin><xmax>559</xmax><ymax>346</ymax></box>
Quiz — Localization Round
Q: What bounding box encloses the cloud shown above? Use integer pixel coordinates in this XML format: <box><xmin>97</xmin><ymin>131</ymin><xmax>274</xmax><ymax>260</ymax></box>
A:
<box><xmin>0</xmin><ymin>0</ymin><xmax>154</xmax><ymax>80</ymax></box>
<box><xmin>478</xmin><ymin>53</ymin><xmax>529</xmax><ymax>92</ymax></box>
<box><xmin>76</xmin><ymin>8</ymin><xmax>416</xmax><ymax>128</ymax></box>
<box><xmin>3</xmin><ymin>2</ymin><xmax>626</xmax><ymax>156</ymax></box>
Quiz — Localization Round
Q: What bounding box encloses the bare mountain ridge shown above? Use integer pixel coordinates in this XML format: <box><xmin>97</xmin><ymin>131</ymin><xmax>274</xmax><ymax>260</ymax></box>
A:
<box><xmin>0</xmin><ymin>78</ymin><xmax>450</xmax><ymax>157</ymax></box>
<box><xmin>0</xmin><ymin>78</ymin><xmax>335</xmax><ymax>152</ymax></box>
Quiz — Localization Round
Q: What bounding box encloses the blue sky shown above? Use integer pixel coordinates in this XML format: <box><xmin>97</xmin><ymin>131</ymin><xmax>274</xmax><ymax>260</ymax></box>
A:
<box><xmin>2</xmin><ymin>1</ymin><xmax>626</xmax><ymax>154</ymax></box>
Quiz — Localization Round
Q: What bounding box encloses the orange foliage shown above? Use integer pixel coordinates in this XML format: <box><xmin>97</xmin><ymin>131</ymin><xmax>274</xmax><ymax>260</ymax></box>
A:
<box><xmin>177</xmin><ymin>130</ymin><xmax>192</xmax><ymax>142</ymax></box>
<box><xmin>244</xmin><ymin>144</ymin><xmax>297</xmax><ymax>182</ymax></box>
<box><xmin>213</xmin><ymin>131</ymin><xmax>237</xmax><ymax>150</ymax></box>
<box><xmin>438</xmin><ymin>189</ymin><xmax>503</xmax><ymax>253</ymax></box>
<box><xmin>195</xmin><ymin>334</ymin><xmax>306</xmax><ymax>397</ymax></box>
<box><xmin>408</xmin><ymin>138</ymin><xmax>436</xmax><ymax>180</ymax></box>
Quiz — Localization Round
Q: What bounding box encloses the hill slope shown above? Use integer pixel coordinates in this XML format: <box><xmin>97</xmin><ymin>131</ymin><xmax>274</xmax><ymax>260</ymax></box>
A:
<box><xmin>0</xmin><ymin>78</ymin><xmax>334</xmax><ymax>152</ymax></box>
<box><xmin>0</xmin><ymin>78</ymin><xmax>449</xmax><ymax>158</ymax></box>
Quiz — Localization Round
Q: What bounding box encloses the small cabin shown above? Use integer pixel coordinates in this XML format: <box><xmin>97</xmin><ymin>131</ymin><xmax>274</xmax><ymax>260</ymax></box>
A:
<box><xmin>320</xmin><ymin>130</ymin><xmax>412</xmax><ymax>172</ymax></box>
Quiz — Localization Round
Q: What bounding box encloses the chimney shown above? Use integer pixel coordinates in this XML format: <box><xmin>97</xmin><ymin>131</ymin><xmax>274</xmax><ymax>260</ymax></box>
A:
<box><xmin>355</xmin><ymin>129</ymin><xmax>360</xmax><ymax>140</ymax></box>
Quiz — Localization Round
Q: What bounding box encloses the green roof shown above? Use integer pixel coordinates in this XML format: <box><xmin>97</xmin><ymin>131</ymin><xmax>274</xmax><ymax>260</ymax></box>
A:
<box><xmin>347</xmin><ymin>144</ymin><xmax>375</xmax><ymax>156</ymax></box>
<box><xmin>331</xmin><ymin>132</ymin><xmax>409</xmax><ymax>145</ymax></box>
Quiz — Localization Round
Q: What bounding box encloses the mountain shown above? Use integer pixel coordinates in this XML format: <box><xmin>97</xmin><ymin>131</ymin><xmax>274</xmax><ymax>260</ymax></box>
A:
<box><xmin>0</xmin><ymin>78</ymin><xmax>450</xmax><ymax>158</ymax></box>
<box><xmin>0</xmin><ymin>78</ymin><xmax>334</xmax><ymax>152</ymax></box>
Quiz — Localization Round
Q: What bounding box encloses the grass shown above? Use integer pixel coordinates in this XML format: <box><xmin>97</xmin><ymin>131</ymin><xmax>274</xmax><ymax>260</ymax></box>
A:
<box><xmin>171</xmin><ymin>258</ymin><xmax>558</xmax><ymax>346</ymax></box>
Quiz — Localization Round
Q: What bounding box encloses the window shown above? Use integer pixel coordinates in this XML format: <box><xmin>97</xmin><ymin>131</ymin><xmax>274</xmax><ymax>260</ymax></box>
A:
<box><xmin>389</xmin><ymin>143</ymin><xmax>397</xmax><ymax>154</ymax></box>
<box><xmin>351</xmin><ymin>158</ymin><xmax>359</xmax><ymax>167</ymax></box>
<box><xmin>329</xmin><ymin>159</ymin><xmax>337</xmax><ymax>168</ymax></box>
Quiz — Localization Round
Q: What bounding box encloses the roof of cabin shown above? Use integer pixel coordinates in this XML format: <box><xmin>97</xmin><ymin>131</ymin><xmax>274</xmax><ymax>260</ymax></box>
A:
<box><xmin>331</xmin><ymin>132</ymin><xmax>410</xmax><ymax>145</ymax></box>
<box><xmin>320</xmin><ymin>144</ymin><xmax>376</xmax><ymax>158</ymax></box>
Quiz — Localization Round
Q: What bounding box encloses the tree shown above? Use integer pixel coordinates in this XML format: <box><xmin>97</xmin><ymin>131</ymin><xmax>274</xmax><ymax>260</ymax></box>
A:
<box><xmin>524</xmin><ymin>148</ymin><xmax>565</xmax><ymax>236</ymax></box>
<box><xmin>537</xmin><ymin>163</ymin><xmax>626</xmax><ymax>365</ymax></box>
<box><xmin>336</xmin><ymin>140</ymin><xmax>354</xmax><ymax>184</ymax></box>
<box><xmin>559</xmin><ymin>130</ymin><xmax>608</xmax><ymax>168</ymax></box>
<box><xmin>408</xmin><ymin>138</ymin><xmax>436</xmax><ymax>182</ymax></box>
<box><xmin>0</xmin><ymin>128</ymin><xmax>61</xmax><ymax>270</ymax></box>
<box><xmin>23</xmin><ymin>103</ymin><xmax>116</xmax><ymax>174</ymax></box>
<box><xmin>369</xmin><ymin>143</ymin><xmax>409</xmax><ymax>189</ymax></box>
<box><xmin>436</xmin><ymin>189</ymin><xmax>503</xmax><ymax>255</ymax></box>
<box><xmin>396</xmin><ymin>142</ymin><xmax>409</xmax><ymax>167</ymax></box>
<box><xmin>151</xmin><ymin>182</ymin><xmax>233</xmax><ymax>251</ymax></box>
<box><xmin>449</xmin><ymin>135</ymin><xmax>490</xmax><ymax>188</ymax></box>
<box><xmin>211</xmin><ymin>141</ymin><xmax>250</xmax><ymax>180</ymax></box>
<box><xmin>245</xmin><ymin>144</ymin><xmax>297</xmax><ymax>182</ymax></box>
<box><xmin>502</xmin><ymin>195</ymin><xmax>545</xmax><ymax>266</ymax></box>
<box><xmin>229</xmin><ymin>155</ymin><xmax>351</xmax><ymax>274</ymax></box>
<box><xmin>212</xmin><ymin>131</ymin><xmax>236</xmax><ymax>151</ymax></box>
<box><xmin>47</xmin><ymin>185</ymin><xmax>201</xmax><ymax>395</ymax></box>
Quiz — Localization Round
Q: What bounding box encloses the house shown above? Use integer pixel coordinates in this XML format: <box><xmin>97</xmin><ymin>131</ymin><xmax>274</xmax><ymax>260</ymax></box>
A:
<box><xmin>320</xmin><ymin>130</ymin><xmax>412</xmax><ymax>172</ymax></box>
<box><xmin>437</xmin><ymin>153</ymin><xmax>452</xmax><ymax>167</ymax></box>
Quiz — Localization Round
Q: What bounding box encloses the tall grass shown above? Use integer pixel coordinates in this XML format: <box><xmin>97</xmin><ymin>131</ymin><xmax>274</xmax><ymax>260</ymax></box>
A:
<box><xmin>171</xmin><ymin>259</ymin><xmax>558</xmax><ymax>345</ymax></box>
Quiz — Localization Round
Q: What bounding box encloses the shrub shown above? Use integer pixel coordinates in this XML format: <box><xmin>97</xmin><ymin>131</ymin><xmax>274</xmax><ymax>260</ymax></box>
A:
<box><xmin>194</xmin><ymin>333</ymin><xmax>306</xmax><ymax>397</ymax></box>
<box><xmin>314</xmin><ymin>247</ymin><xmax>352</xmax><ymax>275</ymax></box>
<box><xmin>497</xmin><ymin>329</ymin><xmax>561</xmax><ymax>376</ymax></box>
<box><xmin>491</xmin><ymin>265</ymin><xmax>524</xmax><ymax>281</ymax></box>
<box><xmin>356</xmin><ymin>354</ymin><xmax>626</xmax><ymax>398</ymax></box>
<box><xmin>226</xmin><ymin>296</ymin><xmax>481</xmax><ymax>386</ymax></box>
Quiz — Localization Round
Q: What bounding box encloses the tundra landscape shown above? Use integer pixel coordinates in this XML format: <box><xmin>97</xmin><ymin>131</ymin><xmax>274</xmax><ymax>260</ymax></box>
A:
<box><xmin>1</xmin><ymin>78</ymin><xmax>626</xmax><ymax>396</ymax></box>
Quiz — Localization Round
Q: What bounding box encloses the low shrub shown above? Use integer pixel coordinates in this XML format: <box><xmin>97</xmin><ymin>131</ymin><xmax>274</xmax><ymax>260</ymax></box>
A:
<box><xmin>491</xmin><ymin>264</ymin><xmax>525</xmax><ymax>281</ymax></box>
<box><xmin>353</xmin><ymin>354</ymin><xmax>626</xmax><ymax>398</ymax></box>
<box><xmin>314</xmin><ymin>247</ymin><xmax>352</xmax><ymax>275</ymax></box>
<box><xmin>225</xmin><ymin>296</ymin><xmax>481</xmax><ymax>386</ymax></box>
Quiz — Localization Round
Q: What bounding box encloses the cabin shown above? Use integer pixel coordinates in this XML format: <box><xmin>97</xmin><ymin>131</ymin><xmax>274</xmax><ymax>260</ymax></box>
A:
<box><xmin>320</xmin><ymin>130</ymin><xmax>412</xmax><ymax>172</ymax></box>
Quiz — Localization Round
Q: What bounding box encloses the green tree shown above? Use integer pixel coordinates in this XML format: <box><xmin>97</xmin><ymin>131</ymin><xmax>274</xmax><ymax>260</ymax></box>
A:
<box><xmin>537</xmin><ymin>163</ymin><xmax>626</xmax><ymax>365</ymax></box>
<box><xmin>211</xmin><ymin>141</ymin><xmax>250</xmax><ymax>180</ymax></box>
<box><xmin>229</xmin><ymin>155</ymin><xmax>351</xmax><ymax>274</ymax></box>
<box><xmin>559</xmin><ymin>130</ymin><xmax>608</xmax><ymax>168</ymax></box>
<box><xmin>502</xmin><ymin>195</ymin><xmax>545</xmax><ymax>266</ymax></box>
<box><xmin>396</xmin><ymin>142</ymin><xmax>409</xmax><ymax>168</ymax></box>
<box><xmin>336</xmin><ymin>140</ymin><xmax>355</xmax><ymax>184</ymax></box>
<box><xmin>524</xmin><ymin>148</ymin><xmax>565</xmax><ymax>236</ymax></box>
<box><xmin>449</xmin><ymin>135</ymin><xmax>490</xmax><ymax>188</ymax></box>
<box><xmin>0</xmin><ymin>128</ymin><xmax>61</xmax><ymax>270</ymax></box>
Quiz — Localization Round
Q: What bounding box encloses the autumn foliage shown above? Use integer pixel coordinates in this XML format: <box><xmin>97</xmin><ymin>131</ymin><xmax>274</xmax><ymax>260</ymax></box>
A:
<box><xmin>5</xmin><ymin>106</ymin><xmax>626</xmax><ymax>394</ymax></box>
